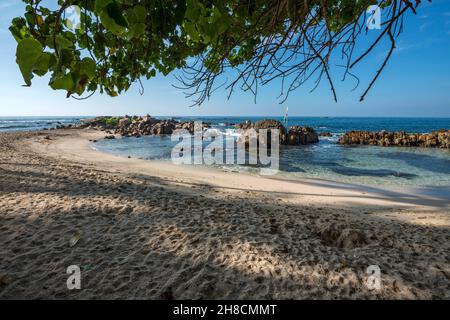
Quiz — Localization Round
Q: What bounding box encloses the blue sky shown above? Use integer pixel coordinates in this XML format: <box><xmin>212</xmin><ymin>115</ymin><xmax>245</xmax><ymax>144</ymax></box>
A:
<box><xmin>0</xmin><ymin>0</ymin><xmax>449</xmax><ymax>117</ymax></box>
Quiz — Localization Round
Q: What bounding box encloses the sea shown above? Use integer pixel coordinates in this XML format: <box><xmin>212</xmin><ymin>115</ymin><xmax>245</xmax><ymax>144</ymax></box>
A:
<box><xmin>2</xmin><ymin>116</ymin><xmax>450</xmax><ymax>187</ymax></box>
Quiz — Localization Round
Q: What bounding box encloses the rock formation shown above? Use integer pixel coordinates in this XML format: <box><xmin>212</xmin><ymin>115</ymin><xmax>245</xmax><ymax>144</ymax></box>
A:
<box><xmin>70</xmin><ymin>115</ymin><xmax>210</xmax><ymax>138</ymax></box>
<box><xmin>338</xmin><ymin>130</ymin><xmax>450</xmax><ymax>148</ymax></box>
<box><xmin>65</xmin><ymin>116</ymin><xmax>321</xmax><ymax>146</ymax></box>
<box><xmin>286</xmin><ymin>126</ymin><xmax>319</xmax><ymax>145</ymax></box>
<box><xmin>235</xmin><ymin>119</ymin><xmax>319</xmax><ymax>146</ymax></box>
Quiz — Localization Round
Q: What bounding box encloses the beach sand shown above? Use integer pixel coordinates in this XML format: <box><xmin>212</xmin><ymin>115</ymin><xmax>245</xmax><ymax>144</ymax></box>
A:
<box><xmin>0</xmin><ymin>129</ymin><xmax>449</xmax><ymax>299</ymax></box>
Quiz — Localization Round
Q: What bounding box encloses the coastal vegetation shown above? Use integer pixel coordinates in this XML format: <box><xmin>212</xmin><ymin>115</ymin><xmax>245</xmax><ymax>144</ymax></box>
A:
<box><xmin>103</xmin><ymin>116</ymin><xmax>120</xmax><ymax>127</ymax></box>
<box><xmin>11</xmin><ymin>0</ymin><xmax>420</xmax><ymax>104</ymax></box>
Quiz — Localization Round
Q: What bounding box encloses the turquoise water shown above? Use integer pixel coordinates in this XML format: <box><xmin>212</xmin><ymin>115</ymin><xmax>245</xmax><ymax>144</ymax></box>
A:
<box><xmin>93</xmin><ymin>117</ymin><xmax>450</xmax><ymax>187</ymax></box>
<box><xmin>1</xmin><ymin>116</ymin><xmax>449</xmax><ymax>187</ymax></box>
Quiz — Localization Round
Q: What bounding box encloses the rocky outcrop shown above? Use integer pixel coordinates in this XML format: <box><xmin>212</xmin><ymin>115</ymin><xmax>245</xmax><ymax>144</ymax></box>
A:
<box><xmin>235</xmin><ymin>119</ymin><xmax>319</xmax><ymax>146</ymax></box>
<box><xmin>338</xmin><ymin>130</ymin><xmax>450</xmax><ymax>148</ymax></box>
<box><xmin>67</xmin><ymin>115</ymin><xmax>321</xmax><ymax>146</ymax></box>
<box><xmin>70</xmin><ymin>115</ymin><xmax>210</xmax><ymax>138</ymax></box>
<box><xmin>74</xmin><ymin>116</ymin><xmax>116</xmax><ymax>130</ymax></box>
<box><xmin>235</xmin><ymin>120</ymin><xmax>255</xmax><ymax>131</ymax></box>
<box><xmin>286</xmin><ymin>126</ymin><xmax>319</xmax><ymax>145</ymax></box>
<box><xmin>236</xmin><ymin>119</ymin><xmax>286</xmax><ymax>146</ymax></box>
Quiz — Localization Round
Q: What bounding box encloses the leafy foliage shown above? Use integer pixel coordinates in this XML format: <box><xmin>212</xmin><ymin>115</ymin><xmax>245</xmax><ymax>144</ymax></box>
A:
<box><xmin>10</xmin><ymin>0</ymin><xmax>421</xmax><ymax>103</ymax></box>
<box><xmin>104</xmin><ymin>116</ymin><xmax>120</xmax><ymax>127</ymax></box>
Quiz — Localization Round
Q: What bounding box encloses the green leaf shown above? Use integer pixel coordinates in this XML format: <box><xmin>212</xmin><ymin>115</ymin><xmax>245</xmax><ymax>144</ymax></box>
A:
<box><xmin>58</xmin><ymin>48</ymin><xmax>75</xmax><ymax>66</ymax></box>
<box><xmin>49</xmin><ymin>73</ymin><xmax>74</xmax><ymax>91</ymax></box>
<box><xmin>33</xmin><ymin>52</ymin><xmax>54</xmax><ymax>76</ymax></box>
<box><xmin>128</xmin><ymin>23</ymin><xmax>146</xmax><ymax>39</ymax></box>
<box><xmin>185</xmin><ymin>0</ymin><xmax>201</xmax><ymax>21</ymax></box>
<box><xmin>16</xmin><ymin>38</ymin><xmax>43</xmax><ymax>86</ymax></box>
<box><xmin>99</xmin><ymin>10</ymin><xmax>126</xmax><ymax>34</ymax></box>
<box><xmin>45</xmin><ymin>34</ymin><xmax>73</xmax><ymax>50</ymax></box>
<box><xmin>94</xmin><ymin>0</ymin><xmax>113</xmax><ymax>13</ymax></box>
<box><xmin>134</xmin><ymin>5</ymin><xmax>147</xmax><ymax>22</ymax></box>
<box><xmin>80</xmin><ymin>57</ymin><xmax>96</xmax><ymax>78</ymax></box>
<box><xmin>183</xmin><ymin>21</ymin><xmax>199</xmax><ymax>41</ymax></box>
<box><xmin>9</xmin><ymin>26</ymin><xmax>23</xmax><ymax>42</ymax></box>
<box><xmin>106</xmin><ymin>3</ymin><xmax>128</xmax><ymax>28</ymax></box>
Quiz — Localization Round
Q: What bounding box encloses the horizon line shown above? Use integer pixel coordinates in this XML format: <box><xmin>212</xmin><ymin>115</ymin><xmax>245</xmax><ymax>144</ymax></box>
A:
<box><xmin>1</xmin><ymin>115</ymin><xmax>450</xmax><ymax>119</ymax></box>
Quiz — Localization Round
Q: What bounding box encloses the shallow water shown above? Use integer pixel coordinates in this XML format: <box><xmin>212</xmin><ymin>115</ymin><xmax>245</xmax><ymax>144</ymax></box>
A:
<box><xmin>93</xmin><ymin>117</ymin><xmax>450</xmax><ymax>188</ymax></box>
<box><xmin>1</xmin><ymin>116</ymin><xmax>448</xmax><ymax>187</ymax></box>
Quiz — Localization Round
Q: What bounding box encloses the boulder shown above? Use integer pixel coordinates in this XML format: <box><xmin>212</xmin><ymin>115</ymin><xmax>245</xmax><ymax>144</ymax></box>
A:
<box><xmin>287</xmin><ymin>126</ymin><xmax>319</xmax><ymax>145</ymax></box>
<box><xmin>151</xmin><ymin>121</ymin><xmax>175</xmax><ymax>135</ymax></box>
<box><xmin>174</xmin><ymin>121</ymin><xmax>209</xmax><ymax>134</ymax></box>
<box><xmin>118</xmin><ymin>117</ymin><xmax>131</xmax><ymax>127</ymax></box>
<box><xmin>254</xmin><ymin>119</ymin><xmax>288</xmax><ymax>146</ymax></box>
<box><xmin>235</xmin><ymin>120</ymin><xmax>253</xmax><ymax>130</ymax></box>
<box><xmin>235</xmin><ymin>120</ymin><xmax>319</xmax><ymax>146</ymax></box>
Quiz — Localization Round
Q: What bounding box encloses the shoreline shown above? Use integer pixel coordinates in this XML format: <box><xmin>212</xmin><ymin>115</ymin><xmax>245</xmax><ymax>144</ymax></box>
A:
<box><xmin>1</xmin><ymin>129</ymin><xmax>449</xmax><ymax>299</ymax></box>
<box><xmin>31</xmin><ymin>129</ymin><xmax>450</xmax><ymax>210</ymax></box>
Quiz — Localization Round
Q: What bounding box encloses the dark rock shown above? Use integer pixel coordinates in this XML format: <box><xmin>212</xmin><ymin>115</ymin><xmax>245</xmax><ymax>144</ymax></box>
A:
<box><xmin>287</xmin><ymin>126</ymin><xmax>319</xmax><ymax>145</ymax></box>
<box><xmin>237</xmin><ymin>119</ymin><xmax>287</xmax><ymax>146</ymax></box>
<box><xmin>151</xmin><ymin>121</ymin><xmax>175</xmax><ymax>135</ymax></box>
<box><xmin>338</xmin><ymin>130</ymin><xmax>450</xmax><ymax>148</ymax></box>
<box><xmin>255</xmin><ymin>119</ymin><xmax>288</xmax><ymax>145</ymax></box>
<box><xmin>118</xmin><ymin>117</ymin><xmax>131</xmax><ymax>128</ymax></box>
<box><xmin>236</xmin><ymin>120</ymin><xmax>319</xmax><ymax>146</ymax></box>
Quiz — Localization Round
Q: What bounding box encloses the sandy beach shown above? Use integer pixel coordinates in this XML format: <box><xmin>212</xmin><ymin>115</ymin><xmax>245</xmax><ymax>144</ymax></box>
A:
<box><xmin>0</xmin><ymin>129</ymin><xmax>449</xmax><ymax>299</ymax></box>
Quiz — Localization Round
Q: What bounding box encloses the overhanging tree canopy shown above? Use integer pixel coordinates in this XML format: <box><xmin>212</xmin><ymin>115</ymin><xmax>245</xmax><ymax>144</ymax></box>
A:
<box><xmin>10</xmin><ymin>0</ymin><xmax>422</xmax><ymax>104</ymax></box>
